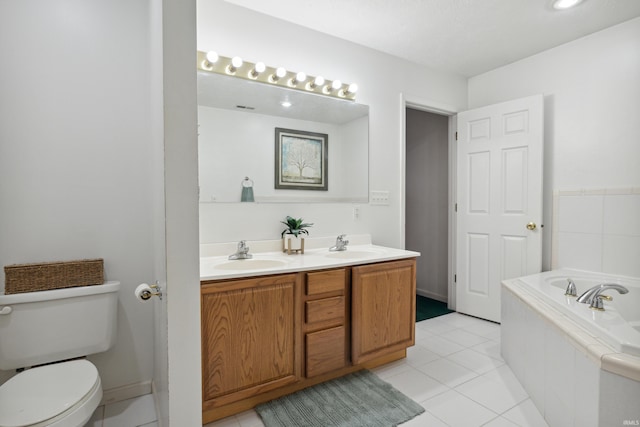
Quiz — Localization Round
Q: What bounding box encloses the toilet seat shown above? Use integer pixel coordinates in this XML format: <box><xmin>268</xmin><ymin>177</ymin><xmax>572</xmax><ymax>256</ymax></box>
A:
<box><xmin>0</xmin><ymin>360</ymin><xmax>102</xmax><ymax>427</ymax></box>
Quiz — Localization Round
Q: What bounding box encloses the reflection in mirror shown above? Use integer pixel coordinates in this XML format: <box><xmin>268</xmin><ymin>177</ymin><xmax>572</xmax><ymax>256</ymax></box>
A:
<box><xmin>197</xmin><ymin>71</ymin><xmax>369</xmax><ymax>203</ymax></box>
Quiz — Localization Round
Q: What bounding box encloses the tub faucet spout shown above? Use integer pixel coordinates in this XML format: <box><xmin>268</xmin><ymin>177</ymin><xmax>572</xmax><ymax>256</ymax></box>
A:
<box><xmin>577</xmin><ymin>283</ymin><xmax>628</xmax><ymax>305</ymax></box>
<box><xmin>228</xmin><ymin>240</ymin><xmax>253</xmax><ymax>260</ymax></box>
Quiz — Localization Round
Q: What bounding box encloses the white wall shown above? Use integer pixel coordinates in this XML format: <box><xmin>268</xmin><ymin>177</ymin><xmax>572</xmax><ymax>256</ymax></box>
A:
<box><xmin>197</xmin><ymin>1</ymin><xmax>468</xmax><ymax>247</ymax></box>
<box><xmin>0</xmin><ymin>0</ymin><xmax>157</xmax><ymax>392</ymax></box>
<box><xmin>468</xmin><ymin>17</ymin><xmax>640</xmax><ymax>270</ymax></box>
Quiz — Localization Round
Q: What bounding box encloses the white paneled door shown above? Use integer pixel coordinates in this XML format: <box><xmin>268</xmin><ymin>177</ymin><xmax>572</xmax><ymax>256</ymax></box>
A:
<box><xmin>456</xmin><ymin>95</ymin><xmax>543</xmax><ymax>322</ymax></box>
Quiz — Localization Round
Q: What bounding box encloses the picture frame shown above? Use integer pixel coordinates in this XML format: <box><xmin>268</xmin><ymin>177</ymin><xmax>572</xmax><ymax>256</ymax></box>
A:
<box><xmin>275</xmin><ymin>127</ymin><xmax>328</xmax><ymax>191</ymax></box>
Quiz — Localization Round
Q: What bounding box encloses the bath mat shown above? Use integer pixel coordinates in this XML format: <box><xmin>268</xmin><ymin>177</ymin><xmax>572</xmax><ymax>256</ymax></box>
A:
<box><xmin>255</xmin><ymin>370</ymin><xmax>424</xmax><ymax>427</ymax></box>
<box><xmin>416</xmin><ymin>295</ymin><xmax>453</xmax><ymax>322</ymax></box>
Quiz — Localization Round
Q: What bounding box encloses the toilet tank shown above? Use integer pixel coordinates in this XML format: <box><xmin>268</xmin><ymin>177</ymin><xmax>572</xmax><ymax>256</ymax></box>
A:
<box><xmin>0</xmin><ymin>282</ymin><xmax>120</xmax><ymax>370</ymax></box>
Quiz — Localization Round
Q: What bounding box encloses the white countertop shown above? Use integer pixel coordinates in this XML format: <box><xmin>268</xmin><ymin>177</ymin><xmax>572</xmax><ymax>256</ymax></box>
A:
<box><xmin>200</xmin><ymin>243</ymin><xmax>420</xmax><ymax>281</ymax></box>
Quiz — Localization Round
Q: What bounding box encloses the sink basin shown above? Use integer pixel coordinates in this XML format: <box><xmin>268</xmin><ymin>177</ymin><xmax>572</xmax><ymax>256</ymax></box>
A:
<box><xmin>324</xmin><ymin>250</ymin><xmax>383</xmax><ymax>259</ymax></box>
<box><xmin>214</xmin><ymin>259</ymin><xmax>288</xmax><ymax>270</ymax></box>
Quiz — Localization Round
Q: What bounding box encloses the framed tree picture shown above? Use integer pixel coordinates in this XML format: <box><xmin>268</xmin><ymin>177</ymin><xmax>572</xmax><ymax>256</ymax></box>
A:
<box><xmin>275</xmin><ymin>127</ymin><xmax>328</xmax><ymax>191</ymax></box>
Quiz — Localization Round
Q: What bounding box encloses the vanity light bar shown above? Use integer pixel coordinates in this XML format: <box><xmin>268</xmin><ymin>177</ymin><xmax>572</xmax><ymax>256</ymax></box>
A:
<box><xmin>197</xmin><ymin>51</ymin><xmax>358</xmax><ymax>101</ymax></box>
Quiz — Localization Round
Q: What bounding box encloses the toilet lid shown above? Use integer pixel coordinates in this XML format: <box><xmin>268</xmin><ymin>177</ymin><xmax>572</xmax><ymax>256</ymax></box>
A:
<box><xmin>0</xmin><ymin>359</ymin><xmax>99</xmax><ymax>427</ymax></box>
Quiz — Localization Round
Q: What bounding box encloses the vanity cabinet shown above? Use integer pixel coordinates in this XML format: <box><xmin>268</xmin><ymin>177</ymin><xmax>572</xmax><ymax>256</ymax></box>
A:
<box><xmin>351</xmin><ymin>259</ymin><xmax>416</xmax><ymax>364</ymax></box>
<box><xmin>303</xmin><ymin>269</ymin><xmax>349</xmax><ymax>378</ymax></box>
<box><xmin>201</xmin><ymin>258</ymin><xmax>416</xmax><ymax>423</ymax></box>
<box><xmin>200</xmin><ymin>274</ymin><xmax>302</xmax><ymax>411</ymax></box>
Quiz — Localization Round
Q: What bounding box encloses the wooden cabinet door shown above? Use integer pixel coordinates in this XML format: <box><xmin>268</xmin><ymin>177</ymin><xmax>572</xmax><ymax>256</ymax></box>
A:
<box><xmin>351</xmin><ymin>259</ymin><xmax>416</xmax><ymax>364</ymax></box>
<box><xmin>201</xmin><ymin>274</ymin><xmax>301</xmax><ymax>410</ymax></box>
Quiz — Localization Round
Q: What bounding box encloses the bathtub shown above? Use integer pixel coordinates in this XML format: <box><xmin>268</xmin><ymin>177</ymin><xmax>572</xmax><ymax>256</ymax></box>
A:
<box><xmin>515</xmin><ymin>269</ymin><xmax>640</xmax><ymax>356</ymax></box>
<box><xmin>502</xmin><ymin>269</ymin><xmax>640</xmax><ymax>427</ymax></box>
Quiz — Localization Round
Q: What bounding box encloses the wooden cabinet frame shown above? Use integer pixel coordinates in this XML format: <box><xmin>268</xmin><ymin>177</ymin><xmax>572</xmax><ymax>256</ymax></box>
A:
<box><xmin>201</xmin><ymin>259</ymin><xmax>416</xmax><ymax>424</ymax></box>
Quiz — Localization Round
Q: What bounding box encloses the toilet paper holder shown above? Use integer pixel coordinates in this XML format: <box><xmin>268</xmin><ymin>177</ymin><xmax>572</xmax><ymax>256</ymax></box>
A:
<box><xmin>136</xmin><ymin>282</ymin><xmax>163</xmax><ymax>301</ymax></box>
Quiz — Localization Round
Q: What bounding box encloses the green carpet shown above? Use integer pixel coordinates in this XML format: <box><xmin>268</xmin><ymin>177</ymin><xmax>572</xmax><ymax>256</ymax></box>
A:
<box><xmin>416</xmin><ymin>295</ymin><xmax>453</xmax><ymax>322</ymax></box>
<box><xmin>255</xmin><ymin>370</ymin><xmax>424</xmax><ymax>427</ymax></box>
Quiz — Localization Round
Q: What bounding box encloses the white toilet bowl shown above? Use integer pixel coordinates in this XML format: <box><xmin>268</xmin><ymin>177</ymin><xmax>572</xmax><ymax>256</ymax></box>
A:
<box><xmin>0</xmin><ymin>359</ymin><xmax>103</xmax><ymax>427</ymax></box>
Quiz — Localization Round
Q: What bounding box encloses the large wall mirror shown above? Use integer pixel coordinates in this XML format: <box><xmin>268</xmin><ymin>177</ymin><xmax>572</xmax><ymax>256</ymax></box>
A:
<box><xmin>197</xmin><ymin>71</ymin><xmax>369</xmax><ymax>203</ymax></box>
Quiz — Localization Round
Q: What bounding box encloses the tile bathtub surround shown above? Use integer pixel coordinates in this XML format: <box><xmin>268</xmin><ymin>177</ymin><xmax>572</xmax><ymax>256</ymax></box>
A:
<box><xmin>552</xmin><ymin>189</ymin><xmax>640</xmax><ymax>277</ymax></box>
<box><xmin>205</xmin><ymin>313</ymin><xmax>549</xmax><ymax>427</ymax></box>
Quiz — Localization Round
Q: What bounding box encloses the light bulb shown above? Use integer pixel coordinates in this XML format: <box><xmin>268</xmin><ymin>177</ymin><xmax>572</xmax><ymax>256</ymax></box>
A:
<box><xmin>281</xmin><ymin>101</ymin><xmax>292</xmax><ymax>108</ymax></box>
<box><xmin>231</xmin><ymin>56</ymin><xmax>243</xmax><ymax>68</ymax></box>
<box><xmin>250</xmin><ymin>62</ymin><xmax>266</xmax><ymax>79</ymax></box>
<box><xmin>331</xmin><ymin>80</ymin><xmax>342</xmax><ymax>90</ymax></box>
<box><xmin>314</xmin><ymin>76</ymin><xmax>325</xmax><ymax>86</ymax></box>
<box><xmin>270</xmin><ymin>67</ymin><xmax>287</xmax><ymax>83</ymax></box>
<box><xmin>205</xmin><ymin>51</ymin><xmax>219</xmax><ymax>64</ymax></box>
<box><xmin>295</xmin><ymin>72</ymin><xmax>307</xmax><ymax>82</ymax></box>
<box><xmin>347</xmin><ymin>83</ymin><xmax>358</xmax><ymax>94</ymax></box>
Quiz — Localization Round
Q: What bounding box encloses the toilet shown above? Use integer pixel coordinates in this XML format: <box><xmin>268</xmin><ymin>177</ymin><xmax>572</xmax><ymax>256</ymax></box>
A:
<box><xmin>0</xmin><ymin>282</ymin><xmax>120</xmax><ymax>427</ymax></box>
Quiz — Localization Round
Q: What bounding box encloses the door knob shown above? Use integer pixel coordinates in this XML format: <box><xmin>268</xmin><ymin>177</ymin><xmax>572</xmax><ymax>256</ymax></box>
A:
<box><xmin>526</xmin><ymin>222</ymin><xmax>537</xmax><ymax>231</ymax></box>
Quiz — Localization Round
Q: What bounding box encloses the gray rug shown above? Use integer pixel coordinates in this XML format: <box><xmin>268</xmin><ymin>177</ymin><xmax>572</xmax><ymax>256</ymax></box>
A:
<box><xmin>255</xmin><ymin>370</ymin><xmax>425</xmax><ymax>427</ymax></box>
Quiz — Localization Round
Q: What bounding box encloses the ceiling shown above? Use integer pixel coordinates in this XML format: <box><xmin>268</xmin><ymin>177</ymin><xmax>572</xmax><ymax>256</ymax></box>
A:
<box><xmin>224</xmin><ymin>0</ymin><xmax>640</xmax><ymax>77</ymax></box>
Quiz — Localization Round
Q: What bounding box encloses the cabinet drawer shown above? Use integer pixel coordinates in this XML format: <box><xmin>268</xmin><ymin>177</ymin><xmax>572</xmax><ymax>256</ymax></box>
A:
<box><xmin>305</xmin><ymin>296</ymin><xmax>345</xmax><ymax>324</ymax></box>
<box><xmin>305</xmin><ymin>326</ymin><xmax>346</xmax><ymax>377</ymax></box>
<box><xmin>306</xmin><ymin>269</ymin><xmax>345</xmax><ymax>296</ymax></box>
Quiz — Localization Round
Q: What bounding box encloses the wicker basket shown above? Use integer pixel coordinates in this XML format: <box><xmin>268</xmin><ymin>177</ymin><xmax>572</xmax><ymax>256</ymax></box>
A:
<box><xmin>4</xmin><ymin>259</ymin><xmax>104</xmax><ymax>295</ymax></box>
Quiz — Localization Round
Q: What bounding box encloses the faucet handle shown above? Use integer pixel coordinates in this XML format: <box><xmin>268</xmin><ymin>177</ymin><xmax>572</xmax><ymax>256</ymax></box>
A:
<box><xmin>590</xmin><ymin>294</ymin><xmax>613</xmax><ymax>311</ymax></box>
<box><xmin>565</xmin><ymin>278</ymin><xmax>577</xmax><ymax>297</ymax></box>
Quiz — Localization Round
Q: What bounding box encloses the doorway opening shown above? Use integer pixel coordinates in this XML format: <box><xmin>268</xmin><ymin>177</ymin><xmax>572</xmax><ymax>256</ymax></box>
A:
<box><xmin>401</xmin><ymin>97</ymin><xmax>457</xmax><ymax>311</ymax></box>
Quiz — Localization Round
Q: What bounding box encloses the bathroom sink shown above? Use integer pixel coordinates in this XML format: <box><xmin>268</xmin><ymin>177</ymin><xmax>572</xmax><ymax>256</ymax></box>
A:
<box><xmin>324</xmin><ymin>250</ymin><xmax>384</xmax><ymax>260</ymax></box>
<box><xmin>214</xmin><ymin>259</ymin><xmax>288</xmax><ymax>270</ymax></box>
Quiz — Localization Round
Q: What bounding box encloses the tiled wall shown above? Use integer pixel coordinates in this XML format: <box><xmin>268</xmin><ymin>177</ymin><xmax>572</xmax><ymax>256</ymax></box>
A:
<box><xmin>552</xmin><ymin>189</ymin><xmax>640</xmax><ymax>278</ymax></box>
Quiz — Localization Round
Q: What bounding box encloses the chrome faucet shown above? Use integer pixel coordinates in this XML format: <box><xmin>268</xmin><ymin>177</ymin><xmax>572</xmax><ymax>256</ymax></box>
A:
<box><xmin>576</xmin><ymin>283</ymin><xmax>628</xmax><ymax>310</ymax></box>
<box><xmin>564</xmin><ymin>278</ymin><xmax>577</xmax><ymax>297</ymax></box>
<box><xmin>228</xmin><ymin>240</ymin><xmax>253</xmax><ymax>260</ymax></box>
<box><xmin>329</xmin><ymin>234</ymin><xmax>349</xmax><ymax>252</ymax></box>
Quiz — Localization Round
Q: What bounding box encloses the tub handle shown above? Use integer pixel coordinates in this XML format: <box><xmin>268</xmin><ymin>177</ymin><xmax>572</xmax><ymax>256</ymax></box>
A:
<box><xmin>0</xmin><ymin>306</ymin><xmax>12</xmax><ymax>315</ymax></box>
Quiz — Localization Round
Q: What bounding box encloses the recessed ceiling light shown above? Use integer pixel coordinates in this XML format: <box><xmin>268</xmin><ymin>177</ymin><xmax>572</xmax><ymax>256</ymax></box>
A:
<box><xmin>553</xmin><ymin>0</ymin><xmax>584</xmax><ymax>10</ymax></box>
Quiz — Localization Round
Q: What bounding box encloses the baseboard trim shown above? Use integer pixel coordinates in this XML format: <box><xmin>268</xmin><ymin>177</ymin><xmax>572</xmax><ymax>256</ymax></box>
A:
<box><xmin>101</xmin><ymin>380</ymin><xmax>152</xmax><ymax>406</ymax></box>
<box><xmin>416</xmin><ymin>289</ymin><xmax>447</xmax><ymax>303</ymax></box>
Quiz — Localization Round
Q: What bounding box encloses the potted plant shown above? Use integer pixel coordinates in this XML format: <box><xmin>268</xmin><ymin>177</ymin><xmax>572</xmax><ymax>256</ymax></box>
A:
<box><xmin>281</xmin><ymin>216</ymin><xmax>313</xmax><ymax>254</ymax></box>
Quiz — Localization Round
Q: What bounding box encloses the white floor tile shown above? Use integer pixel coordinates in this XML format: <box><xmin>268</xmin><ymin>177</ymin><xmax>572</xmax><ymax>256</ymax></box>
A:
<box><xmin>447</xmin><ymin>349</ymin><xmax>505</xmax><ymax>374</ymax></box>
<box><xmin>416</xmin><ymin>334</ymin><xmax>466</xmax><ymax>357</ymax></box>
<box><xmin>384</xmin><ymin>367</ymin><xmax>449</xmax><ymax>403</ymax></box>
<box><xmin>482</xmin><ymin>416</ymin><xmax>520</xmax><ymax>427</ymax></box>
<box><xmin>502</xmin><ymin>399</ymin><xmax>549</xmax><ymax>427</ymax></box>
<box><xmin>416</xmin><ymin>357</ymin><xmax>479</xmax><ymax>387</ymax></box>
<box><xmin>102</xmin><ymin>394</ymin><xmax>156</xmax><ymax>427</ymax></box>
<box><xmin>423</xmin><ymin>389</ymin><xmax>498</xmax><ymax>427</ymax></box>
<box><xmin>441</xmin><ymin>328</ymin><xmax>489</xmax><ymax>347</ymax></box>
<box><xmin>371</xmin><ymin>359</ymin><xmax>413</xmax><ymax>380</ymax></box>
<box><xmin>416</xmin><ymin>318</ymin><xmax>459</xmax><ymax>335</ymax></box>
<box><xmin>400</xmin><ymin>410</ymin><xmax>449</xmax><ymax>426</ymax></box>
<box><xmin>85</xmin><ymin>405</ymin><xmax>104</xmax><ymax>427</ymax></box>
<box><xmin>405</xmin><ymin>343</ymin><xmax>441</xmax><ymax>366</ymax></box>
<box><xmin>454</xmin><ymin>367</ymin><xmax>528</xmax><ymax>414</ymax></box>
<box><xmin>470</xmin><ymin>340</ymin><xmax>504</xmax><ymax>361</ymax></box>
<box><xmin>464</xmin><ymin>321</ymin><xmax>501</xmax><ymax>339</ymax></box>
<box><xmin>236</xmin><ymin>409</ymin><xmax>264</xmax><ymax>427</ymax></box>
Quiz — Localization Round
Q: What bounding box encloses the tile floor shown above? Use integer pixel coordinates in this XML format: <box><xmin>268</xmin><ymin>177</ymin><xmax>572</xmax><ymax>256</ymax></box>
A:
<box><xmin>205</xmin><ymin>312</ymin><xmax>549</xmax><ymax>427</ymax></box>
<box><xmin>87</xmin><ymin>312</ymin><xmax>549</xmax><ymax>427</ymax></box>
<box><xmin>86</xmin><ymin>393</ymin><xmax>158</xmax><ymax>427</ymax></box>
